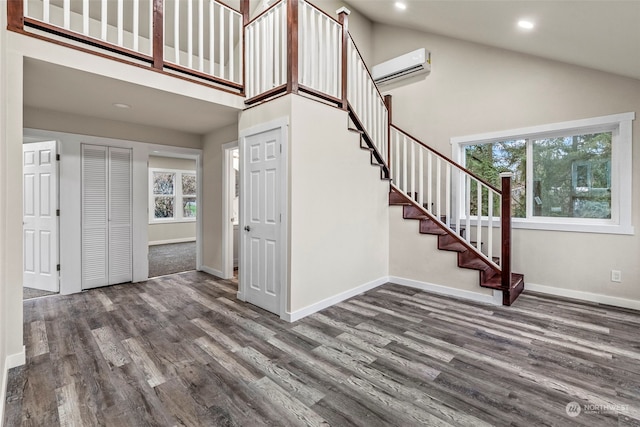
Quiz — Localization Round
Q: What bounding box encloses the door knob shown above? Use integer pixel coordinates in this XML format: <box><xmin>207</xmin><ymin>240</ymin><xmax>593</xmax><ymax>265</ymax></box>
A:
<box><xmin>244</xmin><ymin>225</ymin><xmax>251</xmax><ymax>232</ymax></box>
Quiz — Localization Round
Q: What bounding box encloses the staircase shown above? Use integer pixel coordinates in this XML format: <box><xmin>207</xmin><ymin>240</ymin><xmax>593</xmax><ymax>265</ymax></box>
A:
<box><xmin>10</xmin><ymin>0</ymin><xmax>525</xmax><ymax>305</ymax></box>
<box><xmin>389</xmin><ymin>187</ymin><xmax>524</xmax><ymax>306</ymax></box>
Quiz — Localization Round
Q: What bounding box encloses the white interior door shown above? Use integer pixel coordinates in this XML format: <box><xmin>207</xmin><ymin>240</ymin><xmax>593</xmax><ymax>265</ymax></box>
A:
<box><xmin>82</xmin><ymin>145</ymin><xmax>109</xmax><ymax>289</ymax></box>
<box><xmin>81</xmin><ymin>144</ymin><xmax>132</xmax><ymax>290</ymax></box>
<box><xmin>108</xmin><ymin>148</ymin><xmax>132</xmax><ymax>284</ymax></box>
<box><xmin>23</xmin><ymin>141</ymin><xmax>59</xmax><ymax>292</ymax></box>
<box><xmin>242</xmin><ymin>128</ymin><xmax>282</xmax><ymax>314</ymax></box>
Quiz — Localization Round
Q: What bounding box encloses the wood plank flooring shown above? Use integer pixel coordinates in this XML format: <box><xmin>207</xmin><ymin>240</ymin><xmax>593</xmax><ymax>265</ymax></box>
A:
<box><xmin>4</xmin><ymin>271</ymin><xmax>640</xmax><ymax>426</ymax></box>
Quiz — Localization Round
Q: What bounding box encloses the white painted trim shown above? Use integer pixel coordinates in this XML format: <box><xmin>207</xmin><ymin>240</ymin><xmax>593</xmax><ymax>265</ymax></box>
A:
<box><xmin>0</xmin><ymin>347</ymin><xmax>26</xmax><ymax>424</ymax></box>
<box><xmin>6</xmin><ymin>347</ymin><xmax>26</xmax><ymax>370</ymax></box>
<box><xmin>450</xmin><ymin>112</ymin><xmax>635</xmax><ymax>145</ymax></box>
<box><xmin>283</xmin><ymin>277</ymin><xmax>388</xmax><ymax>322</ymax></box>
<box><xmin>389</xmin><ymin>276</ymin><xmax>502</xmax><ymax>306</ymax></box>
<box><xmin>200</xmin><ymin>265</ymin><xmax>224</xmax><ymax>279</ymax></box>
<box><xmin>525</xmin><ymin>282</ymin><xmax>640</xmax><ymax>311</ymax></box>
<box><xmin>450</xmin><ymin>112</ymin><xmax>635</xmax><ymax>235</ymax></box>
<box><xmin>148</xmin><ymin>167</ymin><xmax>197</xmax><ymax>224</ymax></box>
<box><xmin>148</xmin><ymin>237</ymin><xmax>196</xmax><ymax>246</ymax></box>
<box><xmin>222</xmin><ymin>140</ymin><xmax>239</xmax><ymax>280</ymax></box>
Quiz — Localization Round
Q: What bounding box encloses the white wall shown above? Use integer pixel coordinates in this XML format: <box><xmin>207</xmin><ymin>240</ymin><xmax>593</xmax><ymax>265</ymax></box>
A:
<box><xmin>25</xmin><ymin>107</ymin><xmax>203</xmax><ymax>149</ymax></box>
<box><xmin>239</xmin><ymin>95</ymin><xmax>389</xmax><ymax>316</ymax></box>
<box><xmin>373</xmin><ymin>24</ymin><xmax>640</xmax><ymax>306</ymax></box>
<box><xmin>148</xmin><ymin>156</ymin><xmax>197</xmax><ymax>244</ymax></box>
<box><xmin>201</xmin><ymin>123</ymin><xmax>239</xmax><ymax>276</ymax></box>
<box><xmin>314</xmin><ymin>0</ymin><xmax>374</xmax><ymax>64</ymax></box>
<box><xmin>288</xmin><ymin>95</ymin><xmax>389</xmax><ymax>313</ymax></box>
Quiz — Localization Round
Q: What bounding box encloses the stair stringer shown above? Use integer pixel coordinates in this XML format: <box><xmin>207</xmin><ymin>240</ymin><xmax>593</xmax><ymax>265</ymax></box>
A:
<box><xmin>389</xmin><ymin>186</ymin><xmax>525</xmax><ymax>305</ymax></box>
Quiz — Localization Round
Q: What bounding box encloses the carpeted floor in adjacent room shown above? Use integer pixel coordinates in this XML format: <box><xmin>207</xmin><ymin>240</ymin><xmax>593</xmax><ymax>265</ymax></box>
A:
<box><xmin>148</xmin><ymin>242</ymin><xmax>196</xmax><ymax>278</ymax></box>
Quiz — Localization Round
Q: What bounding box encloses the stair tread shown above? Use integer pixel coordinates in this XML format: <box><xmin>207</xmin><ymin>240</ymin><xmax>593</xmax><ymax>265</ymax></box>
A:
<box><xmin>459</xmin><ymin>257</ymin><xmax>493</xmax><ymax>271</ymax></box>
<box><xmin>481</xmin><ymin>273</ymin><xmax>524</xmax><ymax>290</ymax></box>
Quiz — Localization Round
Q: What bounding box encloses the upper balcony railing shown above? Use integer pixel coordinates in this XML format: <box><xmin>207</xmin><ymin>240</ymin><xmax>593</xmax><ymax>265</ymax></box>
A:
<box><xmin>9</xmin><ymin>0</ymin><xmax>246</xmax><ymax>91</ymax></box>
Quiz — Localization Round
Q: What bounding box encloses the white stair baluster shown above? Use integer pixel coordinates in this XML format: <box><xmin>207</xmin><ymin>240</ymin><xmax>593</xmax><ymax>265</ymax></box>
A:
<box><xmin>174</xmin><ymin>0</ymin><xmax>180</xmax><ymax>63</ymax></box>
<box><xmin>219</xmin><ymin>5</ymin><xmax>225</xmax><ymax>80</ymax></box>
<box><xmin>476</xmin><ymin>181</ymin><xmax>483</xmax><ymax>253</ymax></box>
<box><xmin>418</xmin><ymin>147</ymin><xmax>424</xmax><ymax>206</ymax></box>
<box><xmin>64</xmin><ymin>0</ymin><xmax>70</xmax><ymax>29</ymax></box>
<box><xmin>209</xmin><ymin>1</ymin><xmax>215</xmax><ymax>75</ymax></box>
<box><xmin>465</xmin><ymin>175</ymin><xmax>471</xmax><ymax>244</ymax></box>
<box><xmin>445</xmin><ymin>163</ymin><xmax>451</xmax><ymax>228</ymax></box>
<box><xmin>436</xmin><ymin>158</ymin><xmax>442</xmax><ymax>221</ymax></box>
<box><xmin>82</xmin><ymin>0</ymin><xmax>89</xmax><ymax>35</ymax></box>
<box><xmin>198</xmin><ymin>0</ymin><xmax>204</xmax><ymax>71</ymax></box>
<box><xmin>133</xmin><ymin>0</ymin><xmax>140</xmax><ymax>52</ymax></box>
<box><xmin>100</xmin><ymin>0</ymin><xmax>107</xmax><ymax>40</ymax></box>
<box><xmin>488</xmin><ymin>190</ymin><xmax>494</xmax><ymax>263</ymax></box>
<box><xmin>426</xmin><ymin>151</ymin><xmax>432</xmax><ymax>213</ymax></box>
<box><xmin>117</xmin><ymin>0</ymin><xmax>123</xmax><ymax>46</ymax></box>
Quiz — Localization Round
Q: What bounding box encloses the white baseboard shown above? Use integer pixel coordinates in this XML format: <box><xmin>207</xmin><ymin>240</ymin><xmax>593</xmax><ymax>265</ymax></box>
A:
<box><xmin>6</xmin><ymin>347</ymin><xmax>25</xmax><ymax>370</ymax></box>
<box><xmin>199</xmin><ymin>265</ymin><xmax>224</xmax><ymax>279</ymax></box>
<box><xmin>389</xmin><ymin>276</ymin><xmax>502</xmax><ymax>306</ymax></box>
<box><xmin>283</xmin><ymin>277</ymin><xmax>389</xmax><ymax>322</ymax></box>
<box><xmin>525</xmin><ymin>282</ymin><xmax>640</xmax><ymax>311</ymax></box>
<box><xmin>1</xmin><ymin>346</ymin><xmax>26</xmax><ymax>425</ymax></box>
<box><xmin>149</xmin><ymin>237</ymin><xmax>196</xmax><ymax>246</ymax></box>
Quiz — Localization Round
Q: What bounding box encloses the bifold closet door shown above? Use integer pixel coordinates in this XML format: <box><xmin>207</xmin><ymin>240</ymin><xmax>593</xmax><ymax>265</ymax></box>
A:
<box><xmin>81</xmin><ymin>144</ymin><xmax>132</xmax><ymax>289</ymax></box>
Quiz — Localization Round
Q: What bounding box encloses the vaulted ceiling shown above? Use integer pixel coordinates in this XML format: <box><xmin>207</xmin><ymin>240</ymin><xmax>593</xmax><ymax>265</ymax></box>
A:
<box><xmin>346</xmin><ymin>0</ymin><xmax>640</xmax><ymax>81</ymax></box>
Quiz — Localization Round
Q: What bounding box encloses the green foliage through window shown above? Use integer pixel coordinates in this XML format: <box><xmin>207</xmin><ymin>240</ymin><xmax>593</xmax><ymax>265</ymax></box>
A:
<box><xmin>464</xmin><ymin>132</ymin><xmax>612</xmax><ymax>220</ymax></box>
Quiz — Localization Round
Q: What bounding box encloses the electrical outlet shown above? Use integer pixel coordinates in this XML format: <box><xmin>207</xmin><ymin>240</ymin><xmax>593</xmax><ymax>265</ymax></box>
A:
<box><xmin>611</xmin><ymin>270</ymin><xmax>622</xmax><ymax>283</ymax></box>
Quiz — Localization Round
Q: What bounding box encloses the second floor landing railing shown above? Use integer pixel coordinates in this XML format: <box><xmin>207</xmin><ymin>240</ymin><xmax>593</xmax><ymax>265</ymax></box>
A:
<box><xmin>8</xmin><ymin>0</ymin><xmax>248</xmax><ymax>92</ymax></box>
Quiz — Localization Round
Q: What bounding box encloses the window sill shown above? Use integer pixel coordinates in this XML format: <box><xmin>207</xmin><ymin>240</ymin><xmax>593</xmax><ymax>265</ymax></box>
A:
<box><xmin>149</xmin><ymin>219</ymin><xmax>197</xmax><ymax>225</ymax></box>
<box><xmin>512</xmin><ymin>219</ymin><xmax>634</xmax><ymax>235</ymax></box>
<box><xmin>465</xmin><ymin>217</ymin><xmax>634</xmax><ymax>235</ymax></box>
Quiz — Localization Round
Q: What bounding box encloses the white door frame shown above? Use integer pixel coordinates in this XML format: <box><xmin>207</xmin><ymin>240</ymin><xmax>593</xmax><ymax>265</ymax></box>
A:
<box><xmin>222</xmin><ymin>140</ymin><xmax>238</xmax><ymax>280</ymax></box>
<box><xmin>237</xmin><ymin>118</ymin><xmax>289</xmax><ymax>319</ymax></box>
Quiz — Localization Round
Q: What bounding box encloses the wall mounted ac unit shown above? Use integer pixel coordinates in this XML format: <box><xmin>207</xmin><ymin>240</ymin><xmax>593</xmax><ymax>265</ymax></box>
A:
<box><xmin>372</xmin><ymin>48</ymin><xmax>431</xmax><ymax>86</ymax></box>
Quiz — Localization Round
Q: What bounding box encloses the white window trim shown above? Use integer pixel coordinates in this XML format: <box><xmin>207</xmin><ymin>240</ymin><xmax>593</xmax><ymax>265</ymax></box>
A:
<box><xmin>451</xmin><ymin>112</ymin><xmax>635</xmax><ymax>235</ymax></box>
<box><xmin>149</xmin><ymin>167</ymin><xmax>197</xmax><ymax>224</ymax></box>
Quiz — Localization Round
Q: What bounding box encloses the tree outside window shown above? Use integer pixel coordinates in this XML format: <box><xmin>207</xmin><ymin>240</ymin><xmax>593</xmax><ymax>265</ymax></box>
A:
<box><xmin>463</xmin><ymin>132</ymin><xmax>612</xmax><ymax>220</ymax></box>
<box><xmin>149</xmin><ymin>169</ymin><xmax>197</xmax><ymax>222</ymax></box>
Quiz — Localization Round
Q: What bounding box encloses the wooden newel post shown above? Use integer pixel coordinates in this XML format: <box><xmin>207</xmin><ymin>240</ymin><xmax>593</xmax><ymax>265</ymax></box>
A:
<box><xmin>7</xmin><ymin>0</ymin><xmax>25</xmax><ymax>31</ymax></box>
<box><xmin>152</xmin><ymin>0</ymin><xmax>164</xmax><ymax>70</ymax></box>
<box><xmin>384</xmin><ymin>94</ymin><xmax>392</xmax><ymax>172</ymax></box>
<box><xmin>286</xmin><ymin>0</ymin><xmax>299</xmax><ymax>94</ymax></box>
<box><xmin>240</xmin><ymin>0</ymin><xmax>249</xmax><ymax>95</ymax></box>
<box><xmin>337</xmin><ymin>7</ymin><xmax>350</xmax><ymax>110</ymax></box>
<box><xmin>500</xmin><ymin>172</ymin><xmax>513</xmax><ymax>293</ymax></box>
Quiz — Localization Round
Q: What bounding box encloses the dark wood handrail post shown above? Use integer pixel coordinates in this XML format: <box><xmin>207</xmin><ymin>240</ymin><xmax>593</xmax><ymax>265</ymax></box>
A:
<box><xmin>240</xmin><ymin>0</ymin><xmax>249</xmax><ymax>95</ymax></box>
<box><xmin>7</xmin><ymin>0</ymin><xmax>25</xmax><ymax>31</ymax></box>
<box><xmin>337</xmin><ymin>7</ymin><xmax>350</xmax><ymax>110</ymax></box>
<box><xmin>152</xmin><ymin>0</ymin><xmax>164</xmax><ymax>70</ymax></box>
<box><xmin>286</xmin><ymin>0</ymin><xmax>299</xmax><ymax>94</ymax></box>
<box><xmin>500</xmin><ymin>172</ymin><xmax>513</xmax><ymax>295</ymax></box>
<box><xmin>384</xmin><ymin>94</ymin><xmax>392</xmax><ymax>172</ymax></box>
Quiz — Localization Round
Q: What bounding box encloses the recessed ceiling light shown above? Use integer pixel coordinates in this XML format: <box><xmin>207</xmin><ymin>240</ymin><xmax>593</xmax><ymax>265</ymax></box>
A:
<box><xmin>395</xmin><ymin>2</ymin><xmax>407</xmax><ymax>11</ymax></box>
<box><xmin>517</xmin><ymin>20</ymin><xmax>535</xmax><ymax>30</ymax></box>
<box><xmin>113</xmin><ymin>103</ymin><xmax>131</xmax><ymax>109</ymax></box>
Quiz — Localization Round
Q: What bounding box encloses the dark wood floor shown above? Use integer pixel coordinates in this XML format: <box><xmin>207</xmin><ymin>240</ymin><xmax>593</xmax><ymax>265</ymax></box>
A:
<box><xmin>4</xmin><ymin>271</ymin><xmax>640</xmax><ymax>426</ymax></box>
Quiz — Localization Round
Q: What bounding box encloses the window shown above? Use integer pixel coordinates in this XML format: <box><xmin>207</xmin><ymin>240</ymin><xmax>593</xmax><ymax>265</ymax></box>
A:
<box><xmin>149</xmin><ymin>168</ymin><xmax>197</xmax><ymax>223</ymax></box>
<box><xmin>452</xmin><ymin>113</ymin><xmax>634</xmax><ymax>234</ymax></box>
